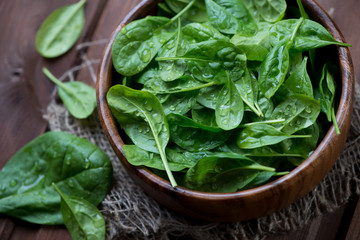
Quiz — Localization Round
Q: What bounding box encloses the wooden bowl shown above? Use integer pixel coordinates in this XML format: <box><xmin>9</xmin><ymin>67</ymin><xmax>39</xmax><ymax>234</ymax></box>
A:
<box><xmin>96</xmin><ymin>0</ymin><xmax>354</xmax><ymax>222</ymax></box>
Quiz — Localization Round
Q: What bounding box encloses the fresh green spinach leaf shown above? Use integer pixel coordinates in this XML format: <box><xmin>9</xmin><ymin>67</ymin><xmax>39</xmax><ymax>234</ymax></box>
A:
<box><xmin>42</xmin><ymin>67</ymin><xmax>96</xmax><ymax>119</ymax></box>
<box><xmin>53</xmin><ymin>183</ymin><xmax>105</xmax><ymax>240</ymax></box>
<box><xmin>36</xmin><ymin>0</ymin><xmax>86</xmax><ymax>58</ymax></box>
<box><xmin>107</xmin><ymin>85</ymin><xmax>177</xmax><ymax>187</ymax></box>
<box><xmin>0</xmin><ymin>131</ymin><xmax>112</xmax><ymax>224</ymax></box>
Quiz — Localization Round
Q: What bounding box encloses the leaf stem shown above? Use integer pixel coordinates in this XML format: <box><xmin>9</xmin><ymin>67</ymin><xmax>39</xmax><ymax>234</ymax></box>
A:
<box><xmin>331</xmin><ymin>107</ymin><xmax>340</xmax><ymax>135</ymax></box>
<box><xmin>288</xmin><ymin>17</ymin><xmax>304</xmax><ymax>46</ymax></box>
<box><xmin>240</xmin><ymin>164</ymin><xmax>275</xmax><ymax>172</ymax></box>
<box><xmin>169</xmin><ymin>0</ymin><xmax>196</xmax><ymax>23</ymax></box>
<box><xmin>273</xmin><ymin>171</ymin><xmax>290</xmax><ymax>176</ymax></box>
<box><xmin>42</xmin><ymin>67</ymin><xmax>73</xmax><ymax>93</ymax></box>
<box><xmin>239</xmin><ymin>119</ymin><xmax>285</xmax><ymax>128</ymax></box>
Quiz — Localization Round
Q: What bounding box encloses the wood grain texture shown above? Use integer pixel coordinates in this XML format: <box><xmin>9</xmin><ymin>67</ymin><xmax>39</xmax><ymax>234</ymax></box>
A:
<box><xmin>0</xmin><ymin>0</ymin><xmax>359</xmax><ymax>239</ymax></box>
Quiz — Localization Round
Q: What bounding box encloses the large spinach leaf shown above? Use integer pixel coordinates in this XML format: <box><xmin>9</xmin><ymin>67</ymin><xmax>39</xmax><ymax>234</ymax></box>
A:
<box><xmin>35</xmin><ymin>0</ymin><xmax>86</xmax><ymax>58</ymax></box>
<box><xmin>0</xmin><ymin>131</ymin><xmax>112</xmax><ymax>224</ymax></box>
<box><xmin>165</xmin><ymin>0</ymin><xmax>208</xmax><ymax>22</ymax></box>
<box><xmin>107</xmin><ymin>85</ymin><xmax>177</xmax><ymax>187</ymax></box>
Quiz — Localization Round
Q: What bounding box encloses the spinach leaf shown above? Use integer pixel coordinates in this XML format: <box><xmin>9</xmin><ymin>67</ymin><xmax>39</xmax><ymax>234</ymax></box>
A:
<box><xmin>165</xmin><ymin>0</ymin><xmax>208</xmax><ymax>22</ymax></box>
<box><xmin>234</xmin><ymin>70</ymin><xmax>263</xmax><ymax>117</ymax></box>
<box><xmin>107</xmin><ymin>85</ymin><xmax>177</xmax><ymax>187</ymax></box>
<box><xmin>182</xmin><ymin>22</ymin><xmax>230</xmax><ymax>44</ymax></box>
<box><xmin>231</xmin><ymin>22</ymin><xmax>271</xmax><ymax>61</ymax></box>
<box><xmin>253</xmin><ymin>0</ymin><xmax>286</xmax><ymax>23</ymax></box>
<box><xmin>259</xmin><ymin>18</ymin><xmax>303</xmax><ymax>98</ymax></box>
<box><xmin>205</xmin><ymin>0</ymin><xmax>257</xmax><ymax>35</ymax></box>
<box><xmin>35</xmin><ymin>0</ymin><xmax>86</xmax><ymax>58</ymax></box>
<box><xmin>184</xmin><ymin>154</ymin><xmax>274</xmax><ymax>192</ymax></box>
<box><xmin>143</xmin><ymin>74</ymin><xmax>215</xmax><ymax>94</ymax></box>
<box><xmin>316</xmin><ymin>63</ymin><xmax>340</xmax><ymax>134</ymax></box>
<box><xmin>275</xmin><ymin>56</ymin><xmax>313</xmax><ymax>102</ymax></box>
<box><xmin>112</xmin><ymin>16</ymin><xmax>175</xmax><ymax>76</ymax></box>
<box><xmin>157</xmin><ymin>19</ymin><xmax>187</xmax><ymax>81</ymax></box>
<box><xmin>156</xmin><ymin>40</ymin><xmax>247</xmax><ymax>84</ymax></box>
<box><xmin>191</xmin><ymin>104</ymin><xmax>218</xmax><ymax>127</ymax></box>
<box><xmin>161</xmin><ymin>90</ymin><xmax>199</xmax><ymax>115</ymax></box>
<box><xmin>258</xmin><ymin>43</ymin><xmax>290</xmax><ymax>99</ymax></box>
<box><xmin>53</xmin><ymin>184</ymin><xmax>105</xmax><ymax>240</ymax></box>
<box><xmin>42</xmin><ymin>67</ymin><xmax>96</xmax><ymax>119</ymax></box>
<box><xmin>122</xmin><ymin>145</ymin><xmax>197</xmax><ymax>171</ymax></box>
<box><xmin>0</xmin><ymin>131</ymin><xmax>112</xmax><ymax>224</ymax></box>
<box><xmin>270</xmin><ymin>19</ymin><xmax>351</xmax><ymax>51</ymax></box>
<box><xmin>168</xmin><ymin>113</ymin><xmax>231</xmax><ymax>151</ymax></box>
<box><xmin>215</xmin><ymin>71</ymin><xmax>244</xmax><ymax>130</ymax></box>
<box><xmin>270</xmin><ymin>94</ymin><xmax>320</xmax><ymax>134</ymax></box>
<box><xmin>167</xmin><ymin>113</ymin><xmax>222</xmax><ymax>132</ymax></box>
<box><xmin>197</xmin><ymin>85</ymin><xmax>221</xmax><ymax>109</ymax></box>
<box><xmin>237</xmin><ymin>124</ymin><xmax>311</xmax><ymax>149</ymax></box>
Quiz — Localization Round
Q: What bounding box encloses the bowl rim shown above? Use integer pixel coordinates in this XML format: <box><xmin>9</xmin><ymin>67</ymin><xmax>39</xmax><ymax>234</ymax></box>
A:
<box><xmin>97</xmin><ymin>0</ymin><xmax>354</xmax><ymax>204</ymax></box>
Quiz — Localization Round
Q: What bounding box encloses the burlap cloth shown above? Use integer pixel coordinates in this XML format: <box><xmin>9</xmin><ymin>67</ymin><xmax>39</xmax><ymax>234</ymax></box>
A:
<box><xmin>43</xmin><ymin>41</ymin><xmax>360</xmax><ymax>240</ymax></box>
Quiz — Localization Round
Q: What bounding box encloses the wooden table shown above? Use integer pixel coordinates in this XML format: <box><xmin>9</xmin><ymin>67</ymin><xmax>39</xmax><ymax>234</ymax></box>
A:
<box><xmin>0</xmin><ymin>0</ymin><xmax>359</xmax><ymax>239</ymax></box>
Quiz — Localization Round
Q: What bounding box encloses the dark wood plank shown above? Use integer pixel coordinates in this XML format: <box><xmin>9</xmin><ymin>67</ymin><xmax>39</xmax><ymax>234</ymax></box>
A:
<box><xmin>0</xmin><ymin>0</ymin><xmax>109</xmax><ymax>238</ymax></box>
<box><xmin>343</xmin><ymin>196</ymin><xmax>360</xmax><ymax>240</ymax></box>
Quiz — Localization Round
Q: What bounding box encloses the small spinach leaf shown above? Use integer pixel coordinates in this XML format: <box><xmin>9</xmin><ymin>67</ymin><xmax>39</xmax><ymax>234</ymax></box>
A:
<box><xmin>237</xmin><ymin>124</ymin><xmax>311</xmax><ymax>149</ymax></box>
<box><xmin>112</xmin><ymin>16</ymin><xmax>175</xmax><ymax>76</ymax></box>
<box><xmin>35</xmin><ymin>0</ymin><xmax>86</xmax><ymax>58</ymax></box>
<box><xmin>275</xmin><ymin>56</ymin><xmax>313</xmax><ymax>102</ymax></box>
<box><xmin>42</xmin><ymin>67</ymin><xmax>96</xmax><ymax>119</ymax></box>
<box><xmin>53</xmin><ymin>184</ymin><xmax>105</xmax><ymax>240</ymax></box>
<box><xmin>270</xmin><ymin>94</ymin><xmax>320</xmax><ymax>134</ymax></box>
<box><xmin>215</xmin><ymin>72</ymin><xmax>244</xmax><ymax>130</ymax></box>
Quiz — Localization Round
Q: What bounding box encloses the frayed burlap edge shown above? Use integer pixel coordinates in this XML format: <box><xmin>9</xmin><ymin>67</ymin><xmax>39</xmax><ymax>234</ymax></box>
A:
<box><xmin>43</xmin><ymin>52</ymin><xmax>360</xmax><ymax>240</ymax></box>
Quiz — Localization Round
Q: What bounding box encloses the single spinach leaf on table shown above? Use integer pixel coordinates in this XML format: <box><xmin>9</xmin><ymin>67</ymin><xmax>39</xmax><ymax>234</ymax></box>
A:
<box><xmin>270</xmin><ymin>94</ymin><xmax>320</xmax><ymax>134</ymax></box>
<box><xmin>184</xmin><ymin>153</ymin><xmax>275</xmax><ymax>192</ymax></box>
<box><xmin>0</xmin><ymin>131</ymin><xmax>112</xmax><ymax>225</ymax></box>
<box><xmin>122</xmin><ymin>145</ymin><xmax>197</xmax><ymax>171</ymax></box>
<box><xmin>167</xmin><ymin>113</ymin><xmax>231</xmax><ymax>151</ymax></box>
<box><xmin>237</xmin><ymin>124</ymin><xmax>311</xmax><ymax>149</ymax></box>
<box><xmin>35</xmin><ymin>0</ymin><xmax>86</xmax><ymax>58</ymax></box>
<box><xmin>107</xmin><ymin>85</ymin><xmax>177</xmax><ymax>187</ymax></box>
<box><xmin>275</xmin><ymin>56</ymin><xmax>313</xmax><ymax>102</ymax></box>
<box><xmin>112</xmin><ymin>16</ymin><xmax>176</xmax><ymax>76</ymax></box>
<box><xmin>42</xmin><ymin>67</ymin><xmax>96</xmax><ymax>119</ymax></box>
<box><xmin>53</xmin><ymin>184</ymin><xmax>105</xmax><ymax>240</ymax></box>
<box><xmin>205</xmin><ymin>0</ymin><xmax>257</xmax><ymax>36</ymax></box>
<box><xmin>215</xmin><ymin>71</ymin><xmax>244</xmax><ymax>130</ymax></box>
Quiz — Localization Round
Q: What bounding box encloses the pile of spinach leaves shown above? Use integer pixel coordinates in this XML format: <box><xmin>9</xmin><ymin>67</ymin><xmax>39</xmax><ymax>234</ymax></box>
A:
<box><xmin>108</xmin><ymin>0</ymin><xmax>350</xmax><ymax>192</ymax></box>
